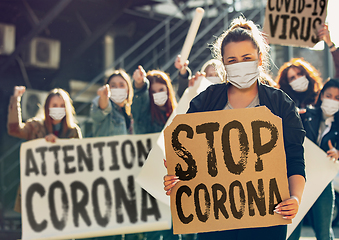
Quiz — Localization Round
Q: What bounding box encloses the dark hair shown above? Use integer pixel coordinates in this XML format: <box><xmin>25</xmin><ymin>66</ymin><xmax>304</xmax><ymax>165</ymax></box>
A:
<box><xmin>147</xmin><ymin>70</ymin><xmax>177</xmax><ymax>124</ymax></box>
<box><xmin>276</xmin><ymin>58</ymin><xmax>323</xmax><ymax>108</ymax></box>
<box><xmin>316</xmin><ymin>78</ymin><xmax>339</xmax><ymax>126</ymax></box>
<box><xmin>315</xmin><ymin>78</ymin><xmax>339</xmax><ymax>107</ymax></box>
<box><xmin>106</xmin><ymin>69</ymin><xmax>133</xmax><ymax>116</ymax></box>
<box><xmin>212</xmin><ymin>16</ymin><xmax>270</xmax><ymax>76</ymax></box>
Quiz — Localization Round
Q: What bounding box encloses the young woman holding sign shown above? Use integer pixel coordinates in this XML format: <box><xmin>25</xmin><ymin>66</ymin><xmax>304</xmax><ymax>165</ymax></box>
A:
<box><xmin>164</xmin><ymin>16</ymin><xmax>306</xmax><ymax>240</ymax></box>
<box><xmin>276</xmin><ymin>24</ymin><xmax>339</xmax><ymax>110</ymax></box>
<box><xmin>7</xmin><ymin>86</ymin><xmax>82</xmax><ymax>212</ymax></box>
<box><xmin>132</xmin><ymin>66</ymin><xmax>177</xmax><ymax>134</ymax></box>
<box><xmin>90</xmin><ymin>69</ymin><xmax>133</xmax><ymax>137</ymax></box>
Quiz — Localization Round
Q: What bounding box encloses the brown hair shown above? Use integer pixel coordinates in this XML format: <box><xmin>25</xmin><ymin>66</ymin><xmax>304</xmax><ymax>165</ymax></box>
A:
<box><xmin>44</xmin><ymin>88</ymin><xmax>77</xmax><ymax>135</ymax></box>
<box><xmin>147</xmin><ymin>70</ymin><xmax>177</xmax><ymax>124</ymax></box>
<box><xmin>276</xmin><ymin>58</ymin><xmax>322</xmax><ymax>107</ymax></box>
<box><xmin>212</xmin><ymin>16</ymin><xmax>270</xmax><ymax>82</ymax></box>
<box><xmin>106</xmin><ymin>69</ymin><xmax>133</xmax><ymax>116</ymax></box>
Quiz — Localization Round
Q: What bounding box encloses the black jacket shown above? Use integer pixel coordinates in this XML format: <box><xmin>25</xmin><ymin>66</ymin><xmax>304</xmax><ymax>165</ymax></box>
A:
<box><xmin>302</xmin><ymin>106</ymin><xmax>339</xmax><ymax>152</ymax></box>
<box><xmin>187</xmin><ymin>81</ymin><xmax>306</xmax><ymax>178</ymax></box>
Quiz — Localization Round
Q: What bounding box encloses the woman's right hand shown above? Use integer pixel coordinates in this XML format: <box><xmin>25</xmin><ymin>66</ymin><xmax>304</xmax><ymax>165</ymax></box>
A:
<box><xmin>97</xmin><ymin>84</ymin><xmax>110</xmax><ymax>98</ymax></box>
<box><xmin>14</xmin><ymin>86</ymin><xmax>26</xmax><ymax>98</ymax></box>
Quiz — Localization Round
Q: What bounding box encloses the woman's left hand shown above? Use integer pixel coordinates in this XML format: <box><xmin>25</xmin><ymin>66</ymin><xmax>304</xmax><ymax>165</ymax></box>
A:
<box><xmin>317</xmin><ymin>23</ymin><xmax>331</xmax><ymax>46</ymax></box>
<box><xmin>274</xmin><ymin>196</ymin><xmax>299</xmax><ymax>220</ymax></box>
<box><xmin>327</xmin><ymin>140</ymin><xmax>339</xmax><ymax>161</ymax></box>
<box><xmin>45</xmin><ymin>134</ymin><xmax>58</xmax><ymax>143</ymax></box>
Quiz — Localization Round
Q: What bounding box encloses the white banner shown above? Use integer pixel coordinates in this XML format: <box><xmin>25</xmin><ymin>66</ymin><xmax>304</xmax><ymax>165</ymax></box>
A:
<box><xmin>20</xmin><ymin>133</ymin><xmax>172</xmax><ymax>240</ymax></box>
<box><xmin>286</xmin><ymin>137</ymin><xmax>339</xmax><ymax>238</ymax></box>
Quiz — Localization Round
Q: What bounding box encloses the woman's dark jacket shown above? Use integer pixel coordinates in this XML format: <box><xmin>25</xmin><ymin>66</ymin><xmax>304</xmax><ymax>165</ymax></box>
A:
<box><xmin>187</xmin><ymin>81</ymin><xmax>306</xmax><ymax>179</ymax></box>
<box><xmin>302</xmin><ymin>106</ymin><xmax>339</xmax><ymax>152</ymax></box>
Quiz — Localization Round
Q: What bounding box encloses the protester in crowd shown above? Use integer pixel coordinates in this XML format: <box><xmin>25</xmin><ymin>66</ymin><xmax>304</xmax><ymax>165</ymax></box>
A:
<box><xmin>132</xmin><ymin>66</ymin><xmax>177</xmax><ymax>134</ymax></box>
<box><xmin>90</xmin><ymin>69</ymin><xmax>133</xmax><ymax>137</ymax></box>
<box><xmin>289</xmin><ymin>79</ymin><xmax>339</xmax><ymax>240</ymax></box>
<box><xmin>276</xmin><ymin>24</ymin><xmax>339</xmax><ymax>109</ymax></box>
<box><xmin>132</xmin><ymin>66</ymin><xmax>179</xmax><ymax>240</ymax></box>
<box><xmin>8</xmin><ymin>86</ymin><xmax>82</xmax><ymax>142</ymax></box>
<box><xmin>164</xmin><ymin>16</ymin><xmax>306</xmax><ymax>240</ymax></box>
<box><xmin>175</xmin><ymin>56</ymin><xmax>225</xmax><ymax>98</ymax></box>
<box><xmin>90</xmin><ymin>69</ymin><xmax>134</xmax><ymax>240</ymax></box>
<box><xmin>7</xmin><ymin>86</ymin><xmax>82</xmax><ymax>212</ymax></box>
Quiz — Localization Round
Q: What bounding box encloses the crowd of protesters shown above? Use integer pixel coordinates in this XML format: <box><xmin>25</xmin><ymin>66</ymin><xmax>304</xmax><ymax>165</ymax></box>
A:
<box><xmin>7</xmin><ymin>15</ymin><xmax>339</xmax><ymax>240</ymax></box>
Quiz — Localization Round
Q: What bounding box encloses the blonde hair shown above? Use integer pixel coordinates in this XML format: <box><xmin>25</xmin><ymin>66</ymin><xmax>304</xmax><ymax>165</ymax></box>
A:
<box><xmin>200</xmin><ymin>59</ymin><xmax>226</xmax><ymax>81</ymax></box>
<box><xmin>44</xmin><ymin>88</ymin><xmax>78</xmax><ymax>135</ymax></box>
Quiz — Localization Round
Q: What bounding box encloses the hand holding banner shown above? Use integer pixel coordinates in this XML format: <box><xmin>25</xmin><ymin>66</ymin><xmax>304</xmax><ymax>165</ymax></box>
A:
<box><xmin>164</xmin><ymin>106</ymin><xmax>291</xmax><ymax>234</ymax></box>
<box><xmin>263</xmin><ymin>0</ymin><xmax>328</xmax><ymax>48</ymax></box>
<box><xmin>20</xmin><ymin>133</ymin><xmax>171</xmax><ymax>240</ymax></box>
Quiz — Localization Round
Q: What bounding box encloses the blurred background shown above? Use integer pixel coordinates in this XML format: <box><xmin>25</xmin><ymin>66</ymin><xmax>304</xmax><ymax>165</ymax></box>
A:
<box><xmin>0</xmin><ymin>0</ymin><xmax>338</xmax><ymax>239</ymax></box>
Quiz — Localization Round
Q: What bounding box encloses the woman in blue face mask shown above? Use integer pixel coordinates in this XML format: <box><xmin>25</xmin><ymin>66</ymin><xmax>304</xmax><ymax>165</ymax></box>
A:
<box><xmin>164</xmin><ymin>16</ymin><xmax>306</xmax><ymax>240</ymax></box>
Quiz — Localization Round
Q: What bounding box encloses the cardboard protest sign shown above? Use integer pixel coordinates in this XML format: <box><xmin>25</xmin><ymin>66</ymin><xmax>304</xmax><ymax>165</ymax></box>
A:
<box><xmin>164</xmin><ymin>106</ymin><xmax>291</xmax><ymax>234</ymax></box>
<box><xmin>263</xmin><ymin>0</ymin><xmax>328</xmax><ymax>48</ymax></box>
<box><xmin>136</xmin><ymin>77</ymin><xmax>213</xmax><ymax>205</ymax></box>
<box><xmin>20</xmin><ymin>133</ymin><xmax>171</xmax><ymax>240</ymax></box>
<box><xmin>286</xmin><ymin>137</ymin><xmax>339</xmax><ymax>238</ymax></box>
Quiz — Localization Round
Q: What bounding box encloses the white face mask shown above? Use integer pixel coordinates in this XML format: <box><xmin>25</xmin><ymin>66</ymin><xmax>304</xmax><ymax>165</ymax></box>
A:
<box><xmin>206</xmin><ymin>76</ymin><xmax>222</xmax><ymax>84</ymax></box>
<box><xmin>321</xmin><ymin>98</ymin><xmax>339</xmax><ymax>116</ymax></box>
<box><xmin>49</xmin><ymin>107</ymin><xmax>66</xmax><ymax>120</ymax></box>
<box><xmin>289</xmin><ymin>76</ymin><xmax>309</xmax><ymax>92</ymax></box>
<box><xmin>153</xmin><ymin>91</ymin><xmax>168</xmax><ymax>106</ymax></box>
<box><xmin>224</xmin><ymin>60</ymin><xmax>260</xmax><ymax>89</ymax></box>
<box><xmin>110</xmin><ymin>88</ymin><xmax>128</xmax><ymax>104</ymax></box>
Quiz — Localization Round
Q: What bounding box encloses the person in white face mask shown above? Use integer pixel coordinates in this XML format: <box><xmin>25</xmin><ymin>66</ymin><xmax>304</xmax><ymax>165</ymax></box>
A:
<box><xmin>164</xmin><ymin>16</ymin><xmax>306</xmax><ymax>240</ymax></box>
<box><xmin>7</xmin><ymin>86</ymin><xmax>82</xmax><ymax>213</ymax></box>
<box><xmin>276</xmin><ymin>58</ymin><xmax>323</xmax><ymax>109</ymax></box>
<box><xmin>131</xmin><ymin>65</ymin><xmax>179</xmax><ymax>240</ymax></box>
<box><xmin>8</xmin><ymin>86</ymin><xmax>82</xmax><ymax>143</ymax></box>
<box><xmin>90</xmin><ymin>69</ymin><xmax>133</xmax><ymax>137</ymax></box>
<box><xmin>289</xmin><ymin>78</ymin><xmax>339</xmax><ymax>240</ymax></box>
<box><xmin>132</xmin><ymin>65</ymin><xmax>177</xmax><ymax>135</ymax></box>
<box><xmin>276</xmin><ymin>24</ymin><xmax>339</xmax><ymax>110</ymax></box>
<box><xmin>175</xmin><ymin>56</ymin><xmax>226</xmax><ymax>98</ymax></box>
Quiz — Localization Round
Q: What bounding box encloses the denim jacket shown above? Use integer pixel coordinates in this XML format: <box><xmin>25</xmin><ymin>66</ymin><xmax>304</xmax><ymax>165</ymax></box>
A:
<box><xmin>90</xmin><ymin>96</ymin><xmax>131</xmax><ymax>137</ymax></box>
